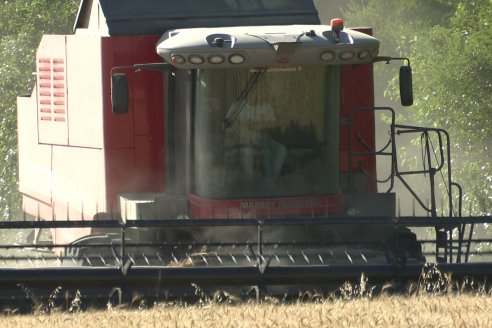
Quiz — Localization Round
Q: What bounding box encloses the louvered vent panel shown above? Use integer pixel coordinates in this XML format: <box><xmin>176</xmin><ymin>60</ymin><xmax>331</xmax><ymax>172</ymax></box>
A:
<box><xmin>37</xmin><ymin>58</ymin><xmax>67</xmax><ymax>122</ymax></box>
<box><xmin>37</xmin><ymin>51</ymin><xmax>68</xmax><ymax>145</ymax></box>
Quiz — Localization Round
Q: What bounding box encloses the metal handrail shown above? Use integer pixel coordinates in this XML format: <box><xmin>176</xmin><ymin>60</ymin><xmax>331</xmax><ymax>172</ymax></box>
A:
<box><xmin>348</xmin><ymin>106</ymin><xmax>396</xmax><ymax>193</ymax></box>
<box><xmin>348</xmin><ymin>107</ymin><xmax>467</xmax><ymax>264</ymax></box>
<box><xmin>348</xmin><ymin>107</ymin><xmax>463</xmax><ymax>219</ymax></box>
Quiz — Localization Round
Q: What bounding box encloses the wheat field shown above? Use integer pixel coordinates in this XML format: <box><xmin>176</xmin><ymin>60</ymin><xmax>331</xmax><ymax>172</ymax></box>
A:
<box><xmin>1</xmin><ymin>294</ymin><xmax>491</xmax><ymax>328</ymax></box>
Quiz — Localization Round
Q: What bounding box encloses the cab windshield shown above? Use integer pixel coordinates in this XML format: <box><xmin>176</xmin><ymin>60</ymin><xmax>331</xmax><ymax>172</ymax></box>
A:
<box><xmin>194</xmin><ymin>66</ymin><xmax>339</xmax><ymax>199</ymax></box>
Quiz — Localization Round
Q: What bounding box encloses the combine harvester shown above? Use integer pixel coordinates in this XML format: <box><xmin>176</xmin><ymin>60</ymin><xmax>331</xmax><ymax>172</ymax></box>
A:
<box><xmin>2</xmin><ymin>0</ymin><xmax>491</xmax><ymax>301</ymax></box>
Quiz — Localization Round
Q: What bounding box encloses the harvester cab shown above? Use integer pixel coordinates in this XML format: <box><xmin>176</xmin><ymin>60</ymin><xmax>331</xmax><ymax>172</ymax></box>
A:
<box><xmin>114</xmin><ymin>22</ymin><xmax>383</xmax><ymax>216</ymax></box>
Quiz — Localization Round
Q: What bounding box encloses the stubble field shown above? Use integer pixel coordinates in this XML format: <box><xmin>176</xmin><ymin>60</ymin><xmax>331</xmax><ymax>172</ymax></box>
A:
<box><xmin>1</xmin><ymin>294</ymin><xmax>491</xmax><ymax>328</ymax></box>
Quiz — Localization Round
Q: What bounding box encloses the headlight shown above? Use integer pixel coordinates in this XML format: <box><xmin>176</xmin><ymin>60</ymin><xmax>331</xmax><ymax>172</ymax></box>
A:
<box><xmin>340</xmin><ymin>50</ymin><xmax>355</xmax><ymax>61</ymax></box>
<box><xmin>170</xmin><ymin>54</ymin><xmax>186</xmax><ymax>65</ymax></box>
<box><xmin>208</xmin><ymin>54</ymin><xmax>225</xmax><ymax>64</ymax></box>
<box><xmin>358</xmin><ymin>50</ymin><xmax>370</xmax><ymax>60</ymax></box>
<box><xmin>229</xmin><ymin>54</ymin><xmax>245</xmax><ymax>64</ymax></box>
<box><xmin>188</xmin><ymin>55</ymin><xmax>205</xmax><ymax>65</ymax></box>
<box><xmin>320</xmin><ymin>50</ymin><xmax>336</xmax><ymax>62</ymax></box>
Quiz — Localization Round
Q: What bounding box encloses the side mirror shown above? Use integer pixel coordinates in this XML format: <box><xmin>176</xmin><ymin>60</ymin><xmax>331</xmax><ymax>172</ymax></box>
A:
<box><xmin>111</xmin><ymin>73</ymin><xmax>129</xmax><ymax>114</ymax></box>
<box><xmin>399</xmin><ymin>65</ymin><xmax>413</xmax><ymax>106</ymax></box>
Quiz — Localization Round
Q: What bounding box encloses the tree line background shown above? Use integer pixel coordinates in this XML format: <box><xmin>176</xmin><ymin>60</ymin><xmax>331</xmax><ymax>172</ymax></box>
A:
<box><xmin>343</xmin><ymin>0</ymin><xmax>492</xmax><ymax>216</ymax></box>
<box><xmin>0</xmin><ymin>0</ymin><xmax>490</xmax><ymax>219</ymax></box>
<box><xmin>0</xmin><ymin>0</ymin><xmax>79</xmax><ymax>219</ymax></box>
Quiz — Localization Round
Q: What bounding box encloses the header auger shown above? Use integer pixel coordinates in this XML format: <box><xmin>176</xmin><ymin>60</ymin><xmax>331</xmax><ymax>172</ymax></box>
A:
<box><xmin>3</xmin><ymin>0</ymin><xmax>491</xmax><ymax>305</ymax></box>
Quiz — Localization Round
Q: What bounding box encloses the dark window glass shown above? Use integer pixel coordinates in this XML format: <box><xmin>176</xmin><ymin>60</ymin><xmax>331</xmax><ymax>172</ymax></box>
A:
<box><xmin>194</xmin><ymin>66</ymin><xmax>339</xmax><ymax>198</ymax></box>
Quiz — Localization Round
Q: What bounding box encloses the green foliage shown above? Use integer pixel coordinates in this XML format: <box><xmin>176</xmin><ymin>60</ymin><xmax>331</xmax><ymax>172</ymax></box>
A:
<box><xmin>345</xmin><ymin>0</ymin><xmax>455</xmax><ymax>56</ymax></box>
<box><xmin>412</xmin><ymin>2</ymin><xmax>492</xmax><ymax>215</ymax></box>
<box><xmin>345</xmin><ymin>0</ymin><xmax>492</xmax><ymax>215</ymax></box>
<box><xmin>0</xmin><ymin>0</ymin><xmax>79</xmax><ymax>219</ymax></box>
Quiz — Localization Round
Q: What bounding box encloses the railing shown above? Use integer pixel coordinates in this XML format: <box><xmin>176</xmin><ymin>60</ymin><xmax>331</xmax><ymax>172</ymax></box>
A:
<box><xmin>0</xmin><ymin>216</ymin><xmax>491</xmax><ymax>303</ymax></box>
<box><xmin>0</xmin><ymin>216</ymin><xmax>491</xmax><ymax>267</ymax></box>
<box><xmin>349</xmin><ymin>107</ymin><xmax>468</xmax><ymax>263</ymax></box>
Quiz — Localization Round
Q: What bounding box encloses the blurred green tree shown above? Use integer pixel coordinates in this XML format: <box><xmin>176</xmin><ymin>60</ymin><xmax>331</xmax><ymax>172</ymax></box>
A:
<box><xmin>345</xmin><ymin>0</ymin><xmax>492</xmax><ymax>215</ymax></box>
<box><xmin>0</xmin><ymin>0</ymin><xmax>79</xmax><ymax>219</ymax></box>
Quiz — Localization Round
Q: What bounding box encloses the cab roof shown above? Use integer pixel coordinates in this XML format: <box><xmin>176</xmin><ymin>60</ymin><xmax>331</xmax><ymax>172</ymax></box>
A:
<box><xmin>74</xmin><ymin>0</ymin><xmax>320</xmax><ymax>35</ymax></box>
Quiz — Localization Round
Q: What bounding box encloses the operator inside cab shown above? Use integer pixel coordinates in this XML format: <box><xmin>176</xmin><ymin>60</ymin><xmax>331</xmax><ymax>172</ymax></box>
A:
<box><xmin>225</xmin><ymin>93</ymin><xmax>288</xmax><ymax>178</ymax></box>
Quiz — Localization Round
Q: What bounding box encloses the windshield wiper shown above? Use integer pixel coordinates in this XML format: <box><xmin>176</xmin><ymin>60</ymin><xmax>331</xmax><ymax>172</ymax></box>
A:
<box><xmin>223</xmin><ymin>68</ymin><xmax>267</xmax><ymax>128</ymax></box>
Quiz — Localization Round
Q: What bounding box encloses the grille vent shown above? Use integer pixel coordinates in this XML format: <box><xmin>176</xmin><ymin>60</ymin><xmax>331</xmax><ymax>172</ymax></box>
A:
<box><xmin>37</xmin><ymin>57</ymin><xmax>67</xmax><ymax>122</ymax></box>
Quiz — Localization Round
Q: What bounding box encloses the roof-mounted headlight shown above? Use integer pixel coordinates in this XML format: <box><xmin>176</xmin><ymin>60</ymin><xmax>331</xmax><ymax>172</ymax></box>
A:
<box><xmin>170</xmin><ymin>54</ymin><xmax>186</xmax><ymax>65</ymax></box>
<box><xmin>358</xmin><ymin>50</ymin><xmax>370</xmax><ymax>60</ymax></box>
<box><xmin>340</xmin><ymin>50</ymin><xmax>355</xmax><ymax>61</ymax></box>
<box><xmin>188</xmin><ymin>55</ymin><xmax>204</xmax><ymax>65</ymax></box>
<box><xmin>208</xmin><ymin>54</ymin><xmax>225</xmax><ymax>64</ymax></box>
<box><xmin>229</xmin><ymin>54</ymin><xmax>245</xmax><ymax>64</ymax></box>
<box><xmin>320</xmin><ymin>50</ymin><xmax>336</xmax><ymax>62</ymax></box>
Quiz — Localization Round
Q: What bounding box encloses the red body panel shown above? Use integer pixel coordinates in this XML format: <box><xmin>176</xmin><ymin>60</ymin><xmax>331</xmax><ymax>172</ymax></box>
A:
<box><xmin>101</xmin><ymin>36</ymin><xmax>165</xmax><ymax>213</ymax></box>
<box><xmin>339</xmin><ymin>64</ymin><xmax>377</xmax><ymax>191</ymax></box>
<box><xmin>339</xmin><ymin>27</ymin><xmax>377</xmax><ymax>192</ymax></box>
<box><xmin>189</xmin><ymin>194</ymin><xmax>343</xmax><ymax>219</ymax></box>
<box><xmin>17</xmin><ymin>34</ymin><xmax>164</xmax><ymax>245</ymax></box>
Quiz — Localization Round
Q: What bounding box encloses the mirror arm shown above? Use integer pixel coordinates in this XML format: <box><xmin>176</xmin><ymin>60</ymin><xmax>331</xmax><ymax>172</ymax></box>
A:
<box><xmin>373</xmin><ymin>56</ymin><xmax>413</xmax><ymax>107</ymax></box>
<box><xmin>373</xmin><ymin>56</ymin><xmax>411</xmax><ymax>67</ymax></box>
<box><xmin>110</xmin><ymin>63</ymin><xmax>170</xmax><ymax>115</ymax></box>
<box><xmin>111</xmin><ymin>63</ymin><xmax>171</xmax><ymax>75</ymax></box>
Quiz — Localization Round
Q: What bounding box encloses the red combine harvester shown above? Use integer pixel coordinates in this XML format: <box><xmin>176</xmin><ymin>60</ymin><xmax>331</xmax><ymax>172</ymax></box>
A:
<box><xmin>6</xmin><ymin>0</ymin><xmax>491</xmax><ymax>299</ymax></box>
<box><xmin>18</xmin><ymin>1</ymin><xmax>404</xmax><ymax>246</ymax></box>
